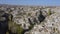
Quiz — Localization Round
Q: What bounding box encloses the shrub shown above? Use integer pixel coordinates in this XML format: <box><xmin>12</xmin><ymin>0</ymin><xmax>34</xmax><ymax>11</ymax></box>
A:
<box><xmin>16</xmin><ymin>25</ymin><xmax>24</xmax><ymax>34</ymax></box>
<box><xmin>47</xmin><ymin>8</ymin><xmax>51</xmax><ymax>15</ymax></box>
<box><xmin>8</xmin><ymin>21</ymin><xmax>24</xmax><ymax>34</ymax></box>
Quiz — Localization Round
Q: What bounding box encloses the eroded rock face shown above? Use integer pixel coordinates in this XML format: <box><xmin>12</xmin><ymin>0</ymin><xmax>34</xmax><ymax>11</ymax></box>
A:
<box><xmin>25</xmin><ymin>13</ymin><xmax>60</xmax><ymax>34</ymax></box>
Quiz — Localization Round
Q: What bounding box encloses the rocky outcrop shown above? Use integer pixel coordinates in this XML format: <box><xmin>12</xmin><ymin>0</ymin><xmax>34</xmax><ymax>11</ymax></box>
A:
<box><xmin>25</xmin><ymin>12</ymin><xmax>60</xmax><ymax>34</ymax></box>
<box><xmin>0</xmin><ymin>5</ymin><xmax>60</xmax><ymax>34</ymax></box>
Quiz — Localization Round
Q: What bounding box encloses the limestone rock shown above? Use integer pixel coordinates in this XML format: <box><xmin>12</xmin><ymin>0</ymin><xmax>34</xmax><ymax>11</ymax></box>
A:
<box><xmin>25</xmin><ymin>13</ymin><xmax>60</xmax><ymax>34</ymax></box>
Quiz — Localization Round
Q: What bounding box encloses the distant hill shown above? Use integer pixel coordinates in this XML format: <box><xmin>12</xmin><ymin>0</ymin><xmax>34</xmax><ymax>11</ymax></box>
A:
<box><xmin>0</xmin><ymin>4</ymin><xmax>57</xmax><ymax>8</ymax></box>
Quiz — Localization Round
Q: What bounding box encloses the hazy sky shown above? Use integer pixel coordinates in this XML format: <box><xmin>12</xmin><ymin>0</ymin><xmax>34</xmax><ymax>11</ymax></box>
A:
<box><xmin>0</xmin><ymin>0</ymin><xmax>60</xmax><ymax>6</ymax></box>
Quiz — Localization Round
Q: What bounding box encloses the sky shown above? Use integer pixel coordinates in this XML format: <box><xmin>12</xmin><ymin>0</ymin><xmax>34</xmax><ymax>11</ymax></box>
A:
<box><xmin>0</xmin><ymin>0</ymin><xmax>60</xmax><ymax>6</ymax></box>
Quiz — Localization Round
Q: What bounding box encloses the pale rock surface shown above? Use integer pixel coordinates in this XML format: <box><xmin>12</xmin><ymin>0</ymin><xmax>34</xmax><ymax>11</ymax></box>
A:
<box><xmin>25</xmin><ymin>13</ymin><xmax>60</xmax><ymax>34</ymax></box>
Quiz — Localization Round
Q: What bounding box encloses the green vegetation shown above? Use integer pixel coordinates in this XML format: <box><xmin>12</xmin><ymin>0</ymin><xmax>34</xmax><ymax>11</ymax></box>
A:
<box><xmin>28</xmin><ymin>13</ymin><xmax>31</xmax><ymax>16</ymax></box>
<box><xmin>47</xmin><ymin>9</ymin><xmax>52</xmax><ymax>16</ymax></box>
<box><xmin>17</xmin><ymin>25</ymin><xmax>24</xmax><ymax>34</ymax></box>
<box><xmin>29</xmin><ymin>24</ymin><xmax>34</xmax><ymax>30</ymax></box>
<box><xmin>29</xmin><ymin>22</ymin><xmax>36</xmax><ymax>31</ymax></box>
<box><xmin>8</xmin><ymin>21</ymin><xmax>24</xmax><ymax>34</ymax></box>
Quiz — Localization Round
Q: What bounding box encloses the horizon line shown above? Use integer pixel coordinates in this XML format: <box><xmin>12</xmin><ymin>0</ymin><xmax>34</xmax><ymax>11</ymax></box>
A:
<box><xmin>0</xmin><ymin>3</ymin><xmax>60</xmax><ymax>7</ymax></box>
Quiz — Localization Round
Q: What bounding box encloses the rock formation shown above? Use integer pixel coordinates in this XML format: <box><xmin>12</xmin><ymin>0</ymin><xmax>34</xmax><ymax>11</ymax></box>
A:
<box><xmin>0</xmin><ymin>4</ymin><xmax>60</xmax><ymax>34</ymax></box>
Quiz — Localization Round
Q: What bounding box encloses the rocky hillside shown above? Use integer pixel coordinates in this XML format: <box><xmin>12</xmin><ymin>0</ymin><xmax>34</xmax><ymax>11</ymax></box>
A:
<box><xmin>0</xmin><ymin>4</ymin><xmax>60</xmax><ymax>34</ymax></box>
